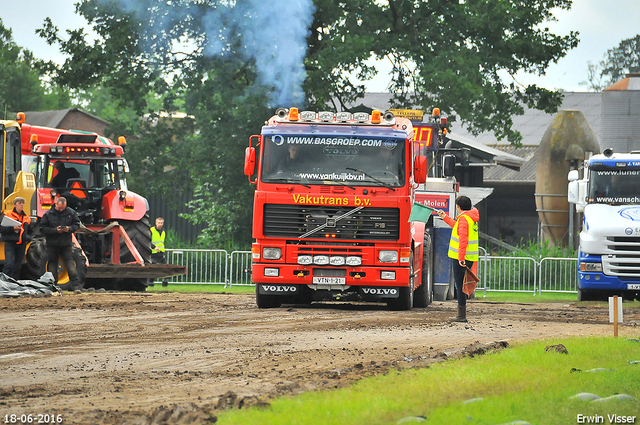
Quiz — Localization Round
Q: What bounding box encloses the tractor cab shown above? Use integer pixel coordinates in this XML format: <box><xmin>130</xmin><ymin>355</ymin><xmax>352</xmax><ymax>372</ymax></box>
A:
<box><xmin>31</xmin><ymin>133</ymin><xmax>130</xmax><ymax>223</ymax></box>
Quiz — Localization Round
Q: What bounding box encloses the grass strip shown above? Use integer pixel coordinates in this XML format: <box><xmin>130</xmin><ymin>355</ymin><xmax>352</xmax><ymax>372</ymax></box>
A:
<box><xmin>145</xmin><ymin>284</ymin><xmax>254</xmax><ymax>294</ymax></box>
<box><xmin>217</xmin><ymin>337</ymin><xmax>640</xmax><ymax>425</ymax></box>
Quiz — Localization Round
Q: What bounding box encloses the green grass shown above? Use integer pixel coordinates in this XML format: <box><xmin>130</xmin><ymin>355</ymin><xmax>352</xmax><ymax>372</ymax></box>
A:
<box><xmin>145</xmin><ymin>283</ymin><xmax>255</xmax><ymax>294</ymax></box>
<box><xmin>145</xmin><ymin>285</ymin><xmax>582</xmax><ymax>303</ymax></box>
<box><xmin>217</xmin><ymin>337</ymin><xmax>640</xmax><ymax>425</ymax></box>
<box><xmin>475</xmin><ymin>291</ymin><xmax>578</xmax><ymax>303</ymax></box>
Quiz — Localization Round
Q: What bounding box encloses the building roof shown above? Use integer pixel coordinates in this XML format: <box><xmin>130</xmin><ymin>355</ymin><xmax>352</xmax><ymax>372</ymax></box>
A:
<box><xmin>346</xmin><ymin>91</ymin><xmax>603</xmax><ymax>182</ymax></box>
<box><xmin>445</xmin><ymin>132</ymin><xmax>526</xmax><ymax>171</ymax></box>
<box><xmin>350</xmin><ymin>92</ymin><xmax>602</xmax><ymax>147</ymax></box>
<box><xmin>24</xmin><ymin>108</ymin><xmax>110</xmax><ymax>128</ymax></box>
<box><xmin>451</xmin><ymin>92</ymin><xmax>602</xmax><ymax>146</ymax></box>
<box><xmin>604</xmin><ymin>73</ymin><xmax>640</xmax><ymax>91</ymax></box>
<box><xmin>483</xmin><ymin>145</ymin><xmax>538</xmax><ymax>183</ymax></box>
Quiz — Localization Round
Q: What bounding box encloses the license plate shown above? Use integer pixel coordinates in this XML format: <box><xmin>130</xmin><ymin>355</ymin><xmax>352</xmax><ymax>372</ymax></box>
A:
<box><xmin>628</xmin><ymin>284</ymin><xmax>640</xmax><ymax>290</ymax></box>
<box><xmin>312</xmin><ymin>277</ymin><xmax>346</xmax><ymax>285</ymax></box>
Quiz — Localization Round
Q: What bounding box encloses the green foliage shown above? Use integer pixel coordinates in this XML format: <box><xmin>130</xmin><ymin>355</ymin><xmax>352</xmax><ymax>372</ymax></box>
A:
<box><xmin>581</xmin><ymin>34</ymin><xmax>640</xmax><ymax>91</ymax></box>
<box><xmin>306</xmin><ymin>0</ymin><xmax>578</xmax><ymax>144</ymax></box>
<box><xmin>494</xmin><ymin>239</ymin><xmax>577</xmax><ymax>260</ymax></box>
<box><xmin>38</xmin><ymin>0</ymin><xmax>579</xmax><ymax>247</ymax></box>
<box><xmin>0</xmin><ymin>18</ymin><xmax>71</xmax><ymax>114</ymax></box>
<box><xmin>164</xmin><ymin>228</ymin><xmax>200</xmax><ymax>250</ymax></box>
<box><xmin>217</xmin><ymin>337</ymin><xmax>640</xmax><ymax>425</ymax></box>
<box><xmin>602</xmin><ymin>34</ymin><xmax>640</xmax><ymax>84</ymax></box>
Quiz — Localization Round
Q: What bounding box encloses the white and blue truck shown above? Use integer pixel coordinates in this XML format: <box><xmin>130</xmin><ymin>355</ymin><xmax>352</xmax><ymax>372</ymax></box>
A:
<box><xmin>568</xmin><ymin>148</ymin><xmax>640</xmax><ymax>301</ymax></box>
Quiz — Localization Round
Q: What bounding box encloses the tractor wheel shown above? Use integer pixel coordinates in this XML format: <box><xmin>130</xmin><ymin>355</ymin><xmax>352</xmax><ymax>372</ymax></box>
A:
<box><xmin>23</xmin><ymin>238</ymin><xmax>87</xmax><ymax>290</ymax></box>
<box><xmin>113</xmin><ymin>213</ymin><xmax>152</xmax><ymax>291</ymax></box>
<box><xmin>23</xmin><ymin>238</ymin><xmax>47</xmax><ymax>281</ymax></box>
<box><xmin>117</xmin><ymin>213</ymin><xmax>153</xmax><ymax>263</ymax></box>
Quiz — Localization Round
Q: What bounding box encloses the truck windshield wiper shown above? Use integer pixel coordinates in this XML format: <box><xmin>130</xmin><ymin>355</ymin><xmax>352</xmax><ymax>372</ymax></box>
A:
<box><xmin>346</xmin><ymin>167</ymin><xmax>395</xmax><ymax>191</ymax></box>
<box><xmin>265</xmin><ymin>178</ymin><xmax>311</xmax><ymax>188</ymax></box>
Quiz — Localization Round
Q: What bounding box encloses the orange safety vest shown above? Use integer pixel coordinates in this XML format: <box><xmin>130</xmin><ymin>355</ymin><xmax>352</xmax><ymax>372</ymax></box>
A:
<box><xmin>5</xmin><ymin>210</ymin><xmax>31</xmax><ymax>244</ymax></box>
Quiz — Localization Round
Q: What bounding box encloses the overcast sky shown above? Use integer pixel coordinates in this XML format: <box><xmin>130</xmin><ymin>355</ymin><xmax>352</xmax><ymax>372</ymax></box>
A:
<box><xmin>4</xmin><ymin>0</ymin><xmax>640</xmax><ymax>93</ymax></box>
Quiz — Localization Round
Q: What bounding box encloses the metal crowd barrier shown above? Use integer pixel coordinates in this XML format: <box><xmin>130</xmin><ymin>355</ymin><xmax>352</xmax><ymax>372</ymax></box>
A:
<box><xmin>165</xmin><ymin>248</ymin><xmax>578</xmax><ymax>294</ymax></box>
<box><xmin>165</xmin><ymin>249</ymin><xmax>236</xmax><ymax>285</ymax></box>
<box><xmin>477</xmin><ymin>253</ymin><xmax>578</xmax><ymax>295</ymax></box>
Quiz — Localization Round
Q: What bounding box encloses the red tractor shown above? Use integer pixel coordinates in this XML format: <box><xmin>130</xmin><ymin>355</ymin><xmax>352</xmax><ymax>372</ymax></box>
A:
<box><xmin>0</xmin><ymin>115</ymin><xmax>184</xmax><ymax>290</ymax></box>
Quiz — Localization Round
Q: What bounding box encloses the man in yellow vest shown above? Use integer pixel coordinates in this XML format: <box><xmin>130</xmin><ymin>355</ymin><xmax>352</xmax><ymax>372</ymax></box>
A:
<box><xmin>437</xmin><ymin>196</ymin><xmax>479</xmax><ymax>322</ymax></box>
<box><xmin>150</xmin><ymin>217</ymin><xmax>168</xmax><ymax>286</ymax></box>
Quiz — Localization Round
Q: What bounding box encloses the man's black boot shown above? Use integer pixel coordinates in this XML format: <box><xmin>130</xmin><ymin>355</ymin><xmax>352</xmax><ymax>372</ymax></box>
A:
<box><xmin>449</xmin><ymin>305</ymin><xmax>467</xmax><ymax>323</ymax></box>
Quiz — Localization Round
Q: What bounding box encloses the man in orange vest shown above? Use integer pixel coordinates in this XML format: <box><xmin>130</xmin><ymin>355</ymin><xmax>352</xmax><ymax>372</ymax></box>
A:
<box><xmin>1</xmin><ymin>197</ymin><xmax>32</xmax><ymax>280</ymax></box>
<box><xmin>437</xmin><ymin>196</ymin><xmax>480</xmax><ymax>323</ymax></box>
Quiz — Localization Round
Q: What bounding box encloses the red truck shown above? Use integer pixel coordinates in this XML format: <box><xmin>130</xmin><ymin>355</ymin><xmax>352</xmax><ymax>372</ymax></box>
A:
<box><xmin>244</xmin><ymin>107</ymin><xmax>456</xmax><ymax>309</ymax></box>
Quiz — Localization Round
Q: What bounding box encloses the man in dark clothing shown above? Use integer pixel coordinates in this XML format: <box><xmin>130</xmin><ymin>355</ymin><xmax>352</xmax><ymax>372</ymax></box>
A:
<box><xmin>1</xmin><ymin>197</ymin><xmax>32</xmax><ymax>279</ymax></box>
<box><xmin>39</xmin><ymin>197</ymin><xmax>82</xmax><ymax>289</ymax></box>
<box><xmin>50</xmin><ymin>161</ymin><xmax>80</xmax><ymax>188</ymax></box>
<box><xmin>277</xmin><ymin>145</ymin><xmax>306</xmax><ymax>173</ymax></box>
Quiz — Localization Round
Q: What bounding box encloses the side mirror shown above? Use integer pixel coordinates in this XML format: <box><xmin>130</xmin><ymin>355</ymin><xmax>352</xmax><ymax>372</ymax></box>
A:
<box><xmin>443</xmin><ymin>154</ymin><xmax>456</xmax><ymax>177</ymax></box>
<box><xmin>414</xmin><ymin>155</ymin><xmax>427</xmax><ymax>184</ymax></box>
<box><xmin>244</xmin><ymin>147</ymin><xmax>256</xmax><ymax>177</ymax></box>
<box><xmin>568</xmin><ymin>181</ymin><xmax>580</xmax><ymax>204</ymax></box>
<box><xmin>568</xmin><ymin>170</ymin><xmax>579</xmax><ymax>182</ymax></box>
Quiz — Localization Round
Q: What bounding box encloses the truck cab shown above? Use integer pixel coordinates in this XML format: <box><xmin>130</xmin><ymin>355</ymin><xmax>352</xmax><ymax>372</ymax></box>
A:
<box><xmin>568</xmin><ymin>150</ymin><xmax>640</xmax><ymax>301</ymax></box>
<box><xmin>245</xmin><ymin>108</ymin><xmax>431</xmax><ymax>310</ymax></box>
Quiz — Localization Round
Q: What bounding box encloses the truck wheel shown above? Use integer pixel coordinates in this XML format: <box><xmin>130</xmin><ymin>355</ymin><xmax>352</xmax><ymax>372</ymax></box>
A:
<box><xmin>24</xmin><ymin>239</ymin><xmax>87</xmax><ymax>290</ymax></box>
<box><xmin>577</xmin><ymin>288</ymin><xmax>604</xmax><ymax>302</ymax></box>
<box><xmin>414</xmin><ymin>231</ymin><xmax>433</xmax><ymax>308</ymax></box>
<box><xmin>117</xmin><ymin>213</ymin><xmax>152</xmax><ymax>264</ymax></box>
<box><xmin>388</xmin><ymin>253</ymin><xmax>414</xmax><ymax>311</ymax></box>
<box><xmin>256</xmin><ymin>285</ymin><xmax>282</xmax><ymax>308</ymax></box>
<box><xmin>115</xmin><ymin>278</ymin><xmax>148</xmax><ymax>292</ymax></box>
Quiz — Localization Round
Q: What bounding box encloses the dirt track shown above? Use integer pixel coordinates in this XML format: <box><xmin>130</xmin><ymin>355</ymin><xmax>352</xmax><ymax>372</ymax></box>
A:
<box><xmin>1</xmin><ymin>292</ymin><xmax>639</xmax><ymax>424</ymax></box>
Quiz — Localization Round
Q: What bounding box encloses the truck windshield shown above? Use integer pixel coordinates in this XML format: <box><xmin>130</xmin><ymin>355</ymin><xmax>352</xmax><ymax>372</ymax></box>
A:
<box><xmin>260</xmin><ymin>134</ymin><xmax>406</xmax><ymax>187</ymax></box>
<box><xmin>588</xmin><ymin>167</ymin><xmax>640</xmax><ymax>204</ymax></box>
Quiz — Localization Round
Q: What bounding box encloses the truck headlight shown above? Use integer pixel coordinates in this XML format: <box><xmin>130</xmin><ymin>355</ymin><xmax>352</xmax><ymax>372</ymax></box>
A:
<box><xmin>314</xmin><ymin>255</ymin><xmax>329</xmax><ymax>265</ymax></box>
<box><xmin>580</xmin><ymin>262</ymin><xmax>602</xmax><ymax>272</ymax></box>
<box><xmin>330</xmin><ymin>256</ymin><xmax>345</xmax><ymax>266</ymax></box>
<box><xmin>297</xmin><ymin>255</ymin><xmax>312</xmax><ymax>265</ymax></box>
<box><xmin>346</xmin><ymin>256</ymin><xmax>362</xmax><ymax>266</ymax></box>
<box><xmin>379</xmin><ymin>250</ymin><xmax>398</xmax><ymax>263</ymax></box>
<box><xmin>262</xmin><ymin>247</ymin><xmax>282</xmax><ymax>260</ymax></box>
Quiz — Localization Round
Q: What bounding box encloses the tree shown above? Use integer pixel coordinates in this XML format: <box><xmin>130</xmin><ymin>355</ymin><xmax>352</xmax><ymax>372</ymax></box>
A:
<box><xmin>305</xmin><ymin>0</ymin><xmax>579</xmax><ymax>143</ymax></box>
<box><xmin>602</xmin><ymin>35</ymin><xmax>640</xmax><ymax>83</ymax></box>
<box><xmin>38</xmin><ymin>0</ymin><xmax>579</xmax><ymax>246</ymax></box>
<box><xmin>0</xmin><ymin>18</ymin><xmax>70</xmax><ymax>114</ymax></box>
<box><xmin>581</xmin><ymin>35</ymin><xmax>640</xmax><ymax>92</ymax></box>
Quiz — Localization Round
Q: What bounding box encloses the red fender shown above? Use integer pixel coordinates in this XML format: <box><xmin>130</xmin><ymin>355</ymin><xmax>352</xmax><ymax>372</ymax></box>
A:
<box><xmin>101</xmin><ymin>190</ymin><xmax>148</xmax><ymax>221</ymax></box>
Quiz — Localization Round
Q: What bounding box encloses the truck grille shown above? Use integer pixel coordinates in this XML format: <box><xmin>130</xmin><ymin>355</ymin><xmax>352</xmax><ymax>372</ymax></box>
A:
<box><xmin>263</xmin><ymin>204</ymin><xmax>400</xmax><ymax>241</ymax></box>
<box><xmin>603</xmin><ymin>237</ymin><xmax>640</xmax><ymax>276</ymax></box>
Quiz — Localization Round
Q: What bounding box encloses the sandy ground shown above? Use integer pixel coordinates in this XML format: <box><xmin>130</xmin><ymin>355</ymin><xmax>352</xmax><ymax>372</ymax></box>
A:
<box><xmin>0</xmin><ymin>292</ymin><xmax>638</xmax><ymax>424</ymax></box>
